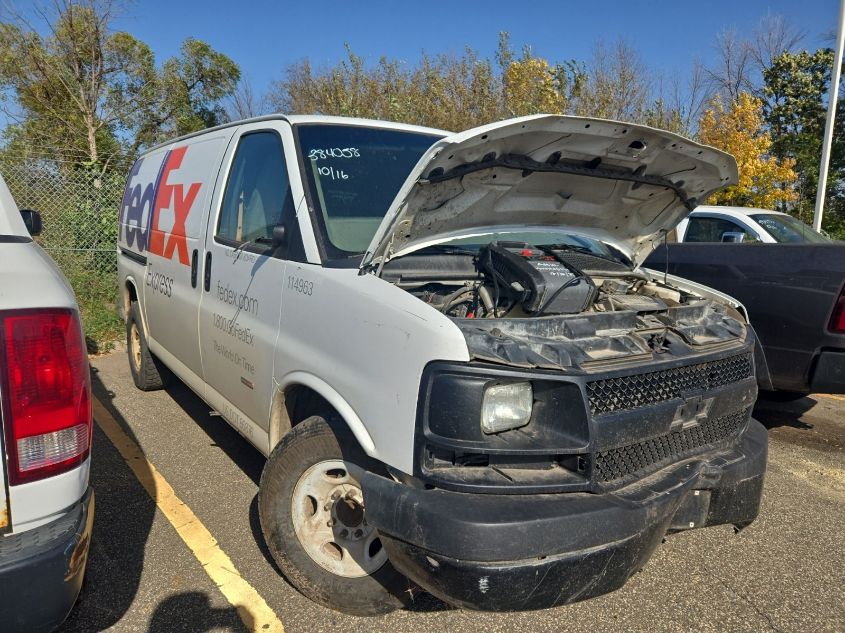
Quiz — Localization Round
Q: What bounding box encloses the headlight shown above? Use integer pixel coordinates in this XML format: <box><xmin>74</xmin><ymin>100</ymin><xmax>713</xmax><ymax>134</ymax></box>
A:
<box><xmin>481</xmin><ymin>382</ymin><xmax>533</xmax><ymax>434</ymax></box>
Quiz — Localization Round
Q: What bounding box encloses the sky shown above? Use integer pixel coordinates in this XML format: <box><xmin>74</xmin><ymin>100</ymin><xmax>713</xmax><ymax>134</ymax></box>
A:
<box><xmin>97</xmin><ymin>0</ymin><xmax>842</xmax><ymax>102</ymax></box>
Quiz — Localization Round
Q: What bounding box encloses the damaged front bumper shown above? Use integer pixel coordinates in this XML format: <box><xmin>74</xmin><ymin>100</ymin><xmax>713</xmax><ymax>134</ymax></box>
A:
<box><xmin>362</xmin><ymin>420</ymin><xmax>767</xmax><ymax>611</ymax></box>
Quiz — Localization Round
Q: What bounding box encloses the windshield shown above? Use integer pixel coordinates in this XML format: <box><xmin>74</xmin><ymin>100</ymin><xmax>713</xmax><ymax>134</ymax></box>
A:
<box><xmin>296</xmin><ymin>124</ymin><xmax>442</xmax><ymax>260</ymax></box>
<box><xmin>750</xmin><ymin>213</ymin><xmax>830</xmax><ymax>243</ymax></box>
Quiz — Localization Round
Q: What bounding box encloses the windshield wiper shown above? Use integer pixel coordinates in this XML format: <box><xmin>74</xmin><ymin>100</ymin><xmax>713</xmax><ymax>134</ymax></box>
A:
<box><xmin>541</xmin><ymin>243</ymin><xmax>609</xmax><ymax>259</ymax></box>
<box><xmin>539</xmin><ymin>243</ymin><xmax>632</xmax><ymax>267</ymax></box>
<box><xmin>416</xmin><ymin>244</ymin><xmax>479</xmax><ymax>256</ymax></box>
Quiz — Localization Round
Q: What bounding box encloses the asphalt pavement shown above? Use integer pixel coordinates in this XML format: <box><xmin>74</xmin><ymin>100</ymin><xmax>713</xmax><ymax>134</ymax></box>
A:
<box><xmin>60</xmin><ymin>350</ymin><xmax>845</xmax><ymax>633</ymax></box>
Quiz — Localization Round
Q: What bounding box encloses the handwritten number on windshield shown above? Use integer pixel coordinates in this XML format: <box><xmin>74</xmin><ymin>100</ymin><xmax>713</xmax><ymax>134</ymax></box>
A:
<box><xmin>308</xmin><ymin>147</ymin><xmax>360</xmax><ymax>161</ymax></box>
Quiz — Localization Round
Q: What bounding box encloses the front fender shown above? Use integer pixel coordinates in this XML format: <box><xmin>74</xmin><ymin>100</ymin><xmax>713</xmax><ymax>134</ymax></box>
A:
<box><xmin>275</xmin><ymin>371</ymin><xmax>376</xmax><ymax>455</ymax></box>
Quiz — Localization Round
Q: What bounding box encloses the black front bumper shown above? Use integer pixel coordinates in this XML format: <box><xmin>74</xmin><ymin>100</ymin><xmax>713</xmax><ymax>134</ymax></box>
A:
<box><xmin>362</xmin><ymin>421</ymin><xmax>767</xmax><ymax>611</ymax></box>
<box><xmin>0</xmin><ymin>488</ymin><xmax>95</xmax><ymax>633</ymax></box>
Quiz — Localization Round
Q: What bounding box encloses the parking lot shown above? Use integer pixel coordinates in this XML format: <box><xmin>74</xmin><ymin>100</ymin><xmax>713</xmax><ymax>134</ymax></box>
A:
<box><xmin>61</xmin><ymin>350</ymin><xmax>845</xmax><ymax>633</ymax></box>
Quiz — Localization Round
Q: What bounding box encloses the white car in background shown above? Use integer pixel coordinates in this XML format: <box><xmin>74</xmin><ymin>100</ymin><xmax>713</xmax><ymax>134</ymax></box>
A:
<box><xmin>675</xmin><ymin>205</ymin><xmax>831</xmax><ymax>243</ymax></box>
<box><xmin>0</xmin><ymin>176</ymin><xmax>95</xmax><ymax>632</ymax></box>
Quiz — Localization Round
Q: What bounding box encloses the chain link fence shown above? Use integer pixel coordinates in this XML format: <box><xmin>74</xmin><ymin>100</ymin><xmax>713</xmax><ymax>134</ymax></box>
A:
<box><xmin>1</xmin><ymin>158</ymin><xmax>127</xmax><ymax>349</ymax></box>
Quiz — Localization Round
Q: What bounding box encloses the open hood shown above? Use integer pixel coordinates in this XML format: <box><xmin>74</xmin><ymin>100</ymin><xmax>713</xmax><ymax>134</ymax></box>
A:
<box><xmin>361</xmin><ymin>115</ymin><xmax>737</xmax><ymax>270</ymax></box>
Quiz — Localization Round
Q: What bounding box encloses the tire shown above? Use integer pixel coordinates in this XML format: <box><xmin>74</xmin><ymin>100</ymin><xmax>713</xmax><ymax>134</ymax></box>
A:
<box><xmin>258</xmin><ymin>414</ymin><xmax>414</xmax><ymax>615</ymax></box>
<box><xmin>126</xmin><ymin>302</ymin><xmax>169</xmax><ymax>391</ymax></box>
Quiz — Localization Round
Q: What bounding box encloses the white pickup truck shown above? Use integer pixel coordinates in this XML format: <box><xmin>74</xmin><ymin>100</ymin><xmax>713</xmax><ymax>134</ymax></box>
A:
<box><xmin>0</xmin><ymin>176</ymin><xmax>95</xmax><ymax>631</ymax></box>
<box><xmin>117</xmin><ymin>114</ymin><xmax>767</xmax><ymax>614</ymax></box>
<box><xmin>675</xmin><ymin>205</ymin><xmax>831</xmax><ymax>243</ymax></box>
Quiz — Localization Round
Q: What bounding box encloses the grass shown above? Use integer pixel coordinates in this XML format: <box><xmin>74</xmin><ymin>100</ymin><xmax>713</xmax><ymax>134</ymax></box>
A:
<box><xmin>56</xmin><ymin>253</ymin><xmax>124</xmax><ymax>354</ymax></box>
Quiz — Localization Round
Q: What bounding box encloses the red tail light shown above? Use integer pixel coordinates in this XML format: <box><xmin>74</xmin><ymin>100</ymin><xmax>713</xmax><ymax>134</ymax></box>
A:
<box><xmin>830</xmin><ymin>284</ymin><xmax>845</xmax><ymax>334</ymax></box>
<box><xmin>1</xmin><ymin>309</ymin><xmax>92</xmax><ymax>484</ymax></box>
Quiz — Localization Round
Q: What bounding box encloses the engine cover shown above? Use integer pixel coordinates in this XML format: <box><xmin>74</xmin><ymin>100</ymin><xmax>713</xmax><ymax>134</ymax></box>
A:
<box><xmin>478</xmin><ymin>242</ymin><xmax>597</xmax><ymax>314</ymax></box>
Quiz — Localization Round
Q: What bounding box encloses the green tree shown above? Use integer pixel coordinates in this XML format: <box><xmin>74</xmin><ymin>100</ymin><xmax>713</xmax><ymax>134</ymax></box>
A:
<box><xmin>0</xmin><ymin>0</ymin><xmax>240</xmax><ymax>170</ymax></box>
<box><xmin>270</xmin><ymin>34</ymin><xmax>584</xmax><ymax>132</ymax></box>
<box><xmin>133</xmin><ymin>37</ymin><xmax>241</xmax><ymax>150</ymax></box>
<box><xmin>271</xmin><ymin>43</ymin><xmax>504</xmax><ymax>131</ymax></box>
<box><xmin>762</xmin><ymin>49</ymin><xmax>845</xmax><ymax>232</ymax></box>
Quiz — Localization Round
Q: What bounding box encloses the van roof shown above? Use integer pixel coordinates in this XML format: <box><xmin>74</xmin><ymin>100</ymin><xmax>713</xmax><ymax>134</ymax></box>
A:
<box><xmin>143</xmin><ymin>114</ymin><xmax>450</xmax><ymax>155</ymax></box>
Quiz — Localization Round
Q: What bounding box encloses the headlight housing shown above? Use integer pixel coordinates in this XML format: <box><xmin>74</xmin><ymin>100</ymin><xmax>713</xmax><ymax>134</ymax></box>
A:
<box><xmin>481</xmin><ymin>382</ymin><xmax>533</xmax><ymax>434</ymax></box>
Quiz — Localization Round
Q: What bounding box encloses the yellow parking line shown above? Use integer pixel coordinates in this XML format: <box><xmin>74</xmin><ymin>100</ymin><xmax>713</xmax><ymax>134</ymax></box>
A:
<box><xmin>817</xmin><ymin>394</ymin><xmax>845</xmax><ymax>403</ymax></box>
<box><xmin>93</xmin><ymin>397</ymin><xmax>285</xmax><ymax>633</ymax></box>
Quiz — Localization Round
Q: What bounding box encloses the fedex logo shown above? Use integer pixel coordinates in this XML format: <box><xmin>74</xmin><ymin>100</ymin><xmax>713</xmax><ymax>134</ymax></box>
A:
<box><xmin>120</xmin><ymin>146</ymin><xmax>202</xmax><ymax>267</ymax></box>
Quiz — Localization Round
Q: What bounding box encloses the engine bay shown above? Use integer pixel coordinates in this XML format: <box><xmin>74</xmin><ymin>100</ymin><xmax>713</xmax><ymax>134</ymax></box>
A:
<box><xmin>381</xmin><ymin>241</ymin><xmax>748</xmax><ymax>371</ymax></box>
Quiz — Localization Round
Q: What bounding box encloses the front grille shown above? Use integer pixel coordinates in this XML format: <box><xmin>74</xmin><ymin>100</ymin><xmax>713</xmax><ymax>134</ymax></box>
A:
<box><xmin>586</xmin><ymin>352</ymin><xmax>753</xmax><ymax>416</ymax></box>
<box><xmin>593</xmin><ymin>407</ymin><xmax>750</xmax><ymax>483</ymax></box>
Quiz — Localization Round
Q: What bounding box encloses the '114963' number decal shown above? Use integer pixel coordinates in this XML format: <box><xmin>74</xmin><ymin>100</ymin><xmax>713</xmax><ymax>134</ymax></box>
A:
<box><xmin>287</xmin><ymin>275</ymin><xmax>314</xmax><ymax>296</ymax></box>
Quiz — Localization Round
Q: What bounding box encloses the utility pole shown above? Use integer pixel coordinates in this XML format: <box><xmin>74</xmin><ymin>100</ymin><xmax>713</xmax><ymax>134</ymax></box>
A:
<box><xmin>814</xmin><ymin>0</ymin><xmax>845</xmax><ymax>231</ymax></box>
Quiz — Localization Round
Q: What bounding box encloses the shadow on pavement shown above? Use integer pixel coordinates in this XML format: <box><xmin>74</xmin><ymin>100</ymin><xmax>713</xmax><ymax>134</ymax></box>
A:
<box><xmin>147</xmin><ymin>592</ymin><xmax>242</xmax><ymax>633</ymax></box>
<box><xmin>61</xmin><ymin>367</ymin><xmax>244</xmax><ymax>632</ymax></box>
<box><xmin>162</xmin><ymin>378</ymin><xmax>265</xmax><ymax>486</ymax></box>
<box><xmin>753</xmin><ymin>392</ymin><xmax>816</xmax><ymax>430</ymax></box>
<box><xmin>61</xmin><ymin>366</ymin><xmax>156</xmax><ymax>631</ymax></box>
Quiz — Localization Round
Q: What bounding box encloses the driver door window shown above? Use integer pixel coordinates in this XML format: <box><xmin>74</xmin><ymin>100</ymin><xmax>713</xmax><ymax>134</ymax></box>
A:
<box><xmin>217</xmin><ymin>131</ymin><xmax>296</xmax><ymax>248</ymax></box>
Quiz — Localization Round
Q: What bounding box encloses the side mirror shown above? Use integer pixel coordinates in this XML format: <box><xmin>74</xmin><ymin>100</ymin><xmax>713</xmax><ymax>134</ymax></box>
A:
<box><xmin>20</xmin><ymin>209</ymin><xmax>42</xmax><ymax>236</ymax></box>
<box><xmin>720</xmin><ymin>231</ymin><xmax>745</xmax><ymax>243</ymax></box>
<box><xmin>271</xmin><ymin>224</ymin><xmax>287</xmax><ymax>248</ymax></box>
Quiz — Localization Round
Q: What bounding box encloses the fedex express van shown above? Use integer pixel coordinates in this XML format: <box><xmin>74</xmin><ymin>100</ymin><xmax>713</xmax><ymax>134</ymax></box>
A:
<box><xmin>117</xmin><ymin>114</ymin><xmax>767</xmax><ymax>615</ymax></box>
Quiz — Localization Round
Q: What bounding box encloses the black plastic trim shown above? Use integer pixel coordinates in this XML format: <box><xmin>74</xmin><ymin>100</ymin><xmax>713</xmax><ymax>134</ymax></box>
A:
<box><xmin>119</xmin><ymin>247</ymin><xmax>147</xmax><ymax>265</ymax></box>
<box><xmin>0</xmin><ymin>235</ymin><xmax>32</xmax><ymax>244</ymax></box>
<box><xmin>362</xmin><ymin>420</ymin><xmax>767</xmax><ymax>611</ymax></box>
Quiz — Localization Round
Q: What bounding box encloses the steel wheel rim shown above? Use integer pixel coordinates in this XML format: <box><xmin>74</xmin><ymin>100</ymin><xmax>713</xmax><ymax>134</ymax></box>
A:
<box><xmin>130</xmin><ymin>322</ymin><xmax>142</xmax><ymax>370</ymax></box>
<box><xmin>291</xmin><ymin>459</ymin><xmax>387</xmax><ymax>578</ymax></box>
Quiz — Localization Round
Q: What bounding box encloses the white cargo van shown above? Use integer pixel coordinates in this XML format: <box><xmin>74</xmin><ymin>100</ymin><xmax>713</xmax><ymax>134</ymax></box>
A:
<box><xmin>117</xmin><ymin>114</ymin><xmax>767</xmax><ymax>614</ymax></box>
<box><xmin>0</xmin><ymin>177</ymin><xmax>94</xmax><ymax>631</ymax></box>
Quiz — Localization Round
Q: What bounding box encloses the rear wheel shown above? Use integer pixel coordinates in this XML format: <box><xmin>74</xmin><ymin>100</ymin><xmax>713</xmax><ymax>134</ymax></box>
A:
<box><xmin>126</xmin><ymin>302</ymin><xmax>169</xmax><ymax>391</ymax></box>
<box><xmin>258</xmin><ymin>414</ymin><xmax>414</xmax><ymax>615</ymax></box>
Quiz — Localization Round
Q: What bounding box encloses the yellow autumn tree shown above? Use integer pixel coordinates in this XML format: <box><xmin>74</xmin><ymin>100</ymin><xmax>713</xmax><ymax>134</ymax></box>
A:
<box><xmin>504</xmin><ymin>57</ymin><xmax>567</xmax><ymax>116</ymax></box>
<box><xmin>697</xmin><ymin>92</ymin><xmax>797</xmax><ymax>207</ymax></box>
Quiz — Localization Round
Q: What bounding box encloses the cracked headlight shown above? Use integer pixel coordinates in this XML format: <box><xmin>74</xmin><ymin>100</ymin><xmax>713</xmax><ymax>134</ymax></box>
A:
<box><xmin>481</xmin><ymin>382</ymin><xmax>533</xmax><ymax>434</ymax></box>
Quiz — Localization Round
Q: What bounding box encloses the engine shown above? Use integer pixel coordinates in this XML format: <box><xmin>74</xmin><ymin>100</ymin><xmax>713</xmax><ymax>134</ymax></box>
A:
<box><xmin>476</xmin><ymin>242</ymin><xmax>597</xmax><ymax>315</ymax></box>
<box><xmin>382</xmin><ymin>239</ymin><xmax>708</xmax><ymax>322</ymax></box>
<box><xmin>382</xmin><ymin>240</ymin><xmax>747</xmax><ymax>371</ymax></box>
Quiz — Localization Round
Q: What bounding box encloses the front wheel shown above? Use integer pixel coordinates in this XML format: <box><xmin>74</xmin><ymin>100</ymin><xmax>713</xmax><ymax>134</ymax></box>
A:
<box><xmin>258</xmin><ymin>414</ymin><xmax>414</xmax><ymax>615</ymax></box>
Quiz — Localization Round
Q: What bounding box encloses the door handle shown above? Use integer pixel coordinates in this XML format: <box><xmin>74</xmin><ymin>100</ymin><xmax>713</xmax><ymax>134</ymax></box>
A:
<box><xmin>204</xmin><ymin>252</ymin><xmax>212</xmax><ymax>292</ymax></box>
<box><xmin>191</xmin><ymin>249</ymin><xmax>198</xmax><ymax>288</ymax></box>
